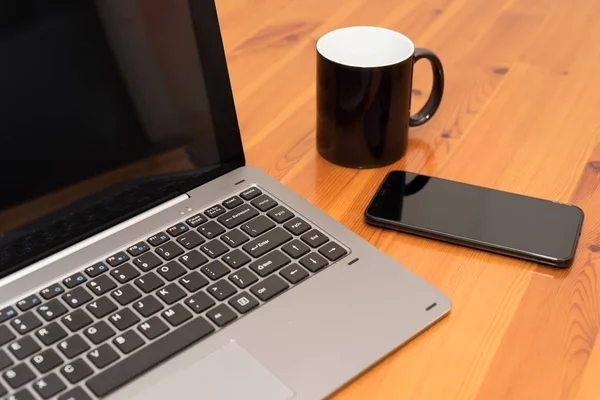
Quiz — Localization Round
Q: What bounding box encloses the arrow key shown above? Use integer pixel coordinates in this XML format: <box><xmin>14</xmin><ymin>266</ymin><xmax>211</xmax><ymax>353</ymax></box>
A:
<box><xmin>318</xmin><ymin>241</ymin><xmax>348</xmax><ymax>262</ymax></box>
<box><xmin>299</xmin><ymin>253</ymin><xmax>328</xmax><ymax>273</ymax></box>
<box><xmin>280</xmin><ymin>264</ymin><xmax>309</xmax><ymax>284</ymax></box>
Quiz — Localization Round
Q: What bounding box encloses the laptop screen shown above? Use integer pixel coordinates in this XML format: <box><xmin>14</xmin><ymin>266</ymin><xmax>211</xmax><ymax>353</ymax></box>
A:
<box><xmin>0</xmin><ymin>0</ymin><xmax>244</xmax><ymax>277</ymax></box>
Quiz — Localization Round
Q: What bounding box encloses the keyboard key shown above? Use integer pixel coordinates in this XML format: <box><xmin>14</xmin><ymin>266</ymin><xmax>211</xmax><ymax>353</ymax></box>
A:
<box><xmin>228</xmin><ymin>292</ymin><xmax>259</xmax><ymax>314</ymax></box>
<box><xmin>282</xmin><ymin>240</ymin><xmax>311</xmax><ymax>259</ymax></box>
<box><xmin>186</xmin><ymin>213</ymin><xmax>208</xmax><ymax>227</ymax></box>
<box><xmin>35</xmin><ymin>322</ymin><xmax>67</xmax><ymax>345</ymax></box>
<box><xmin>7</xmin><ymin>388</ymin><xmax>35</xmax><ymax>400</ymax></box>
<box><xmin>217</xmin><ymin>204</ymin><xmax>259</xmax><ymax>229</ymax></box>
<box><xmin>156</xmin><ymin>242</ymin><xmax>184</xmax><ymax>261</ymax></box>
<box><xmin>0</xmin><ymin>325</ymin><xmax>16</xmax><ymax>346</ymax></box>
<box><xmin>204</xmin><ymin>204</ymin><xmax>226</xmax><ymax>218</ymax></box>
<box><xmin>16</xmin><ymin>295</ymin><xmax>41</xmax><ymax>311</ymax></box>
<box><xmin>161</xmin><ymin>304</ymin><xmax>192</xmax><ymax>327</ymax></box>
<box><xmin>240</xmin><ymin>215</ymin><xmax>275</xmax><ymax>237</ymax></box>
<box><xmin>138</xmin><ymin>317</ymin><xmax>168</xmax><ymax>340</ymax></box>
<box><xmin>33</xmin><ymin>372</ymin><xmax>66</xmax><ymax>399</ymax></box>
<box><xmin>0</xmin><ymin>306</ymin><xmax>17</xmax><ymax>323</ymax></box>
<box><xmin>30</xmin><ymin>348</ymin><xmax>63</xmax><ymax>373</ymax></box>
<box><xmin>267</xmin><ymin>205</ymin><xmax>294</xmax><ymax>223</ymax></box>
<box><xmin>3</xmin><ymin>363</ymin><xmax>35</xmax><ymax>389</ymax></box>
<box><xmin>84</xmin><ymin>262</ymin><xmax>109</xmax><ymax>278</ymax></box>
<box><xmin>86</xmin><ymin>296</ymin><xmax>117</xmax><ymax>318</ymax></box>
<box><xmin>185</xmin><ymin>292</ymin><xmax>215</xmax><ymax>314</ymax></box>
<box><xmin>40</xmin><ymin>283</ymin><xmax>65</xmax><ymax>300</ymax></box>
<box><xmin>301</xmin><ymin>229</ymin><xmax>329</xmax><ymax>248</ymax></box>
<box><xmin>37</xmin><ymin>299</ymin><xmax>68</xmax><ymax>321</ymax></box>
<box><xmin>0</xmin><ymin>349</ymin><xmax>13</xmax><ymax>370</ymax></box>
<box><xmin>86</xmin><ymin>317</ymin><xmax>214</xmax><ymax>397</ymax></box>
<box><xmin>280</xmin><ymin>264</ymin><xmax>309</xmax><ymax>284</ymax></box>
<box><xmin>167</xmin><ymin>222</ymin><xmax>189</xmax><ymax>237</ymax></box>
<box><xmin>8</xmin><ymin>336</ymin><xmax>40</xmax><ymax>360</ymax></box>
<box><xmin>222</xmin><ymin>249</ymin><xmax>251</xmax><ymax>269</ymax></box>
<box><xmin>10</xmin><ymin>312</ymin><xmax>42</xmax><ymax>334</ymax></box>
<box><xmin>106</xmin><ymin>251</ymin><xmax>129</xmax><ymax>267</ymax></box>
<box><xmin>61</xmin><ymin>358</ymin><xmax>93</xmax><ymax>384</ymax></box>
<box><xmin>62</xmin><ymin>287</ymin><xmax>93</xmax><ymax>308</ymax></box>
<box><xmin>84</xmin><ymin>321</ymin><xmax>115</xmax><ymax>345</ymax></box>
<box><xmin>132</xmin><ymin>295</ymin><xmax>164</xmax><ymax>318</ymax></box>
<box><xmin>179</xmin><ymin>250</ymin><xmax>208</xmax><ymax>269</ymax></box>
<box><xmin>157</xmin><ymin>260</ymin><xmax>187</xmax><ymax>281</ymax></box>
<box><xmin>62</xmin><ymin>272</ymin><xmax>87</xmax><ymax>289</ymax></box>
<box><xmin>242</xmin><ymin>227</ymin><xmax>292</xmax><ymax>258</ymax></box>
<box><xmin>0</xmin><ymin>382</ymin><xmax>5</xmax><ymax>397</ymax></box>
<box><xmin>250</xmin><ymin>275</ymin><xmax>289</xmax><ymax>302</ymax></box>
<box><xmin>111</xmin><ymin>284</ymin><xmax>141</xmax><ymax>306</ymax></box>
<box><xmin>207</xmin><ymin>280</ymin><xmax>237</xmax><ymax>301</ymax></box>
<box><xmin>299</xmin><ymin>252</ymin><xmax>329</xmax><ymax>272</ymax></box>
<box><xmin>108</xmin><ymin>308</ymin><xmax>140</xmax><ymax>331</ymax></box>
<box><xmin>318</xmin><ymin>241</ymin><xmax>348</xmax><ymax>261</ymax></box>
<box><xmin>86</xmin><ymin>275</ymin><xmax>117</xmax><ymax>296</ymax></box>
<box><xmin>228</xmin><ymin>268</ymin><xmax>259</xmax><ymax>289</ymax></box>
<box><xmin>113</xmin><ymin>330</ymin><xmax>144</xmax><ymax>354</ymax></box>
<box><xmin>200</xmin><ymin>260</ymin><xmax>230</xmax><ymax>280</ymax></box>
<box><xmin>61</xmin><ymin>310</ymin><xmax>92</xmax><ymax>332</ymax></box>
<box><xmin>206</xmin><ymin>304</ymin><xmax>237</xmax><ymax>327</ymax></box>
<box><xmin>132</xmin><ymin>252</ymin><xmax>163</xmax><ymax>272</ymax></box>
<box><xmin>127</xmin><ymin>242</ymin><xmax>150</xmax><ymax>257</ymax></box>
<box><xmin>59</xmin><ymin>387</ymin><xmax>92</xmax><ymax>400</ymax></box>
<box><xmin>134</xmin><ymin>273</ymin><xmax>164</xmax><ymax>294</ymax></box>
<box><xmin>87</xmin><ymin>344</ymin><xmax>119</xmax><ymax>369</ymax></box>
<box><xmin>251</xmin><ymin>194</ymin><xmax>278</xmax><ymax>212</ymax></box>
<box><xmin>156</xmin><ymin>283</ymin><xmax>186</xmax><ymax>305</ymax></box>
<box><xmin>176</xmin><ymin>231</ymin><xmax>205</xmax><ymax>249</ymax></box>
<box><xmin>221</xmin><ymin>229</ymin><xmax>249</xmax><ymax>247</ymax></box>
<box><xmin>240</xmin><ymin>187</ymin><xmax>262</xmax><ymax>200</ymax></box>
<box><xmin>147</xmin><ymin>232</ymin><xmax>169</xmax><ymax>247</ymax></box>
<box><xmin>283</xmin><ymin>217</ymin><xmax>311</xmax><ymax>235</ymax></box>
<box><xmin>200</xmin><ymin>239</ymin><xmax>229</xmax><ymax>258</ymax></box>
<box><xmin>179</xmin><ymin>271</ymin><xmax>209</xmax><ymax>292</ymax></box>
<box><xmin>198</xmin><ymin>220</ymin><xmax>225</xmax><ymax>239</ymax></box>
<box><xmin>249</xmin><ymin>250</ymin><xmax>291</xmax><ymax>277</ymax></box>
<box><xmin>222</xmin><ymin>195</ymin><xmax>243</xmax><ymax>209</ymax></box>
<box><xmin>58</xmin><ymin>335</ymin><xmax>90</xmax><ymax>359</ymax></box>
<box><xmin>110</xmin><ymin>263</ymin><xmax>140</xmax><ymax>284</ymax></box>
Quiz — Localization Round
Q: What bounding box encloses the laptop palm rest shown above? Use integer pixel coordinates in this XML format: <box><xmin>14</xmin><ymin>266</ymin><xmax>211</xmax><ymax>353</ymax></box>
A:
<box><xmin>131</xmin><ymin>340</ymin><xmax>295</xmax><ymax>400</ymax></box>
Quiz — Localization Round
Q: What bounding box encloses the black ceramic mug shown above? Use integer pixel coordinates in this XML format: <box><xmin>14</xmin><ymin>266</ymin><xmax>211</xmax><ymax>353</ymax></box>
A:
<box><xmin>316</xmin><ymin>26</ymin><xmax>444</xmax><ymax>168</ymax></box>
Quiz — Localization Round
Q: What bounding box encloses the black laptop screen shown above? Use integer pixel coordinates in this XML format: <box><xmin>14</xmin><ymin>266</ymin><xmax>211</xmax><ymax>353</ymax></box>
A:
<box><xmin>0</xmin><ymin>0</ymin><xmax>244</xmax><ymax>276</ymax></box>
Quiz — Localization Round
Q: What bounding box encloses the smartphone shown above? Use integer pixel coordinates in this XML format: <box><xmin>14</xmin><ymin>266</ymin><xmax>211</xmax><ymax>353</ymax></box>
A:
<box><xmin>365</xmin><ymin>171</ymin><xmax>584</xmax><ymax>268</ymax></box>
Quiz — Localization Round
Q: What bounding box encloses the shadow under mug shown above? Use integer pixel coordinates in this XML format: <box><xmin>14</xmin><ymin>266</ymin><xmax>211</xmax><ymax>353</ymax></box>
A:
<box><xmin>316</xmin><ymin>26</ymin><xmax>444</xmax><ymax>168</ymax></box>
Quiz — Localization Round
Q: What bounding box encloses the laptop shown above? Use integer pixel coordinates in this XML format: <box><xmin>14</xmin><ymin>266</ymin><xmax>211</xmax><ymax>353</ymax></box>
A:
<box><xmin>0</xmin><ymin>1</ymin><xmax>451</xmax><ymax>399</ymax></box>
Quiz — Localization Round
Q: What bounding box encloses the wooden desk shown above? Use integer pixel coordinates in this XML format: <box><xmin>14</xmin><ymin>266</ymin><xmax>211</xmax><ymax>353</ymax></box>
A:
<box><xmin>216</xmin><ymin>0</ymin><xmax>600</xmax><ymax>399</ymax></box>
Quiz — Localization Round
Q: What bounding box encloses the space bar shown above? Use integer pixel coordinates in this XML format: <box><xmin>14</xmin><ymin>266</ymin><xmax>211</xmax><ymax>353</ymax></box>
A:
<box><xmin>86</xmin><ymin>316</ymin><xmax>215</xmax><ymax>397</ymax></box>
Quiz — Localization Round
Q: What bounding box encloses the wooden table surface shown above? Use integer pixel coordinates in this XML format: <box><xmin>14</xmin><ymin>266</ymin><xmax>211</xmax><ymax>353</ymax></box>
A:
<box><xmin>215</xmin><ymin>0</ymin><xmax>600</xmax><ymax>399</ymax></box>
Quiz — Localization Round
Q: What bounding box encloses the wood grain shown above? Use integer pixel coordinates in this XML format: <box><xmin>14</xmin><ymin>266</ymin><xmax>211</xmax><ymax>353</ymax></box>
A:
<box><xmin>216</xmin><ymin>0</ymin><xmax>600</xmax><ymax>399</ymax></box>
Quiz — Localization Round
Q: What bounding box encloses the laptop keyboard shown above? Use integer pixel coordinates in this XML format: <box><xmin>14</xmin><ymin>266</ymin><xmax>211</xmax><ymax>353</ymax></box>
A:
<box><xmin>0</xmin><ymin>186</ymin><xmax>349</xmax><ymax>399</ymax></box>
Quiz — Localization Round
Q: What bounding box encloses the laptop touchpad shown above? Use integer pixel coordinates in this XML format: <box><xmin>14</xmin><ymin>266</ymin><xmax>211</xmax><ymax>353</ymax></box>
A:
<box><xmin>138</xmin><ymin>341</ymin><xmax>295</xmax><ymax>400</ymax></box>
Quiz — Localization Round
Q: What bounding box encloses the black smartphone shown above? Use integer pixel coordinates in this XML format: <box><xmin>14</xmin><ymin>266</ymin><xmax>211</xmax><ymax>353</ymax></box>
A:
<box><xmin>365</xmin><ymin>170</ymin><xmax>584</xmax><ymax>268</ymax></box>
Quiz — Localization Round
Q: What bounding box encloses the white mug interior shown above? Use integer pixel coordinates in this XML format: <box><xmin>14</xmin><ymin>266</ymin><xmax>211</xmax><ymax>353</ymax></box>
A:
<box><xmin>316</xmin><ymin>26</ymin><xmax>415</xmax><ymax>68</ymax></box>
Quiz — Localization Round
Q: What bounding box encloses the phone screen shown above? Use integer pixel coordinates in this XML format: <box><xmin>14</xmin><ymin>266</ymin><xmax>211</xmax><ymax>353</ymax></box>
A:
<box><xmin>366</xmin><ymin>171</ymin><xmax>584</xmax><ymax>265</ymax></box>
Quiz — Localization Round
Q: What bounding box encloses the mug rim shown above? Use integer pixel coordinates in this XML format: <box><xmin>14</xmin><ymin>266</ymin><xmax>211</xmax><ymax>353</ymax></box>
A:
<box><xmin>316</xmin><ymin>26</ymin><xmax>415</xmax><ymax>68</ymax></box>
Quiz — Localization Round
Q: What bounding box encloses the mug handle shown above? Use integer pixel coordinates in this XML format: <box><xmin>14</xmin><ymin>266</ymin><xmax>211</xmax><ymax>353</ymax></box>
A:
<box><xmin>409</xmin><ymin>48</ymin><xmax>444</xmax><ymax>127</ymax></box>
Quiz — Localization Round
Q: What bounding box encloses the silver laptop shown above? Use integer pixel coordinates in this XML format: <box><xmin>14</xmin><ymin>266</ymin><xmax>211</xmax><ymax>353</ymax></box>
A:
<box><xmin>0</xmin><ymin>1</ymin><xmax>451</xmax><ymax>399</ymax></box>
